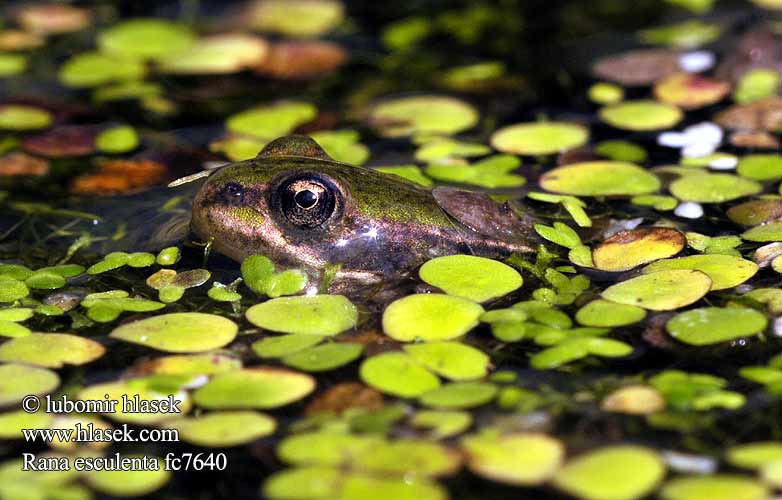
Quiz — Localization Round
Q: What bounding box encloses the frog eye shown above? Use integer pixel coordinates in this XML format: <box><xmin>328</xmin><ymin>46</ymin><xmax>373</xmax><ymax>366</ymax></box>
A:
<box><xmin>220</xmin><ymin>182</ymin><xmax>245</xmax><ymax>204</ymax></box>
<box><xmin>275</xmin><ymin>174</ymin><xmax>340</xmax><ymax>229</ymax></box>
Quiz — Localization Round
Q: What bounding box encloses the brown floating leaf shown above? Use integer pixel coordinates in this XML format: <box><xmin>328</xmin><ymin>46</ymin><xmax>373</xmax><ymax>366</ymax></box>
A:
<box><xmin>0</xmin><ymin>152</ymin><xmax>49</xmax><ymax>177</ymax></box>
<box><xmin>592</xmin><ymin>49</ymin><xmax>680</xmax><ymax>86</ymax></box>
<box><xmin>653</xmin><ymin>73</ymin><xmax>730</xmax><ymax>110</ymax></box>
<box><xmin>305</xmin><ymin>382</ymin><xmax>384</xmax><ymax>415</ymax></box>
<box><xmin>0</xmin><ymin>29</ymin><xmax>44</xmax><ymax>51</ymax></box>
<box><xmin>22</xmin><ymin>126</ymin><xmax>97</xmax><ymax>157</ymax></box>
<box><xmin>256</xmin><ymin>40</ymin><xmax>347</xmax><ymax>79</ymax></box>
<box><xmin>729</xmin><ymin>131</ymin><xmax>781</xmax><ymax>149</ymax></box>
<box><xmin>727</xmin><ymin>199</ymin><xmax>782</xmax><ymax>226</ymax></box>
<box><xmin>16</xmin><ymin>3</ymin><xmax>91</xmax><ymax>35</ymax></box>
<box><xmin>70</xmin><ymin>159</ymin><xmax>167</xmax><ymax>195</ymax></box>
<box><xmin>715</xmin><ymin>97</ymin><xmax>782</xmax><ymax>132</ymax></box>
<box><xmin>593</xmin><ymin>227</ymin><xmax>686</xmax><ymax>272</ymax></box>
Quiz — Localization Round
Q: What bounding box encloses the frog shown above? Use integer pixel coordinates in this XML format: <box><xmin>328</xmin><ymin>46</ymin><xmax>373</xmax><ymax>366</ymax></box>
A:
<box><xmin>190</xmin><ymin>135</ymin><xmax>538</xmax><ymax>293</ymax></box>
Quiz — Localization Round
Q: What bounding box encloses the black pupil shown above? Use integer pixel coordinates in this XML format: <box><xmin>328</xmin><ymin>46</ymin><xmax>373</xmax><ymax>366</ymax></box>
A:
<box><xmin>294</xmin><ymin>189</ymin><xmax>318</xmax><ymax>209</ymax></box>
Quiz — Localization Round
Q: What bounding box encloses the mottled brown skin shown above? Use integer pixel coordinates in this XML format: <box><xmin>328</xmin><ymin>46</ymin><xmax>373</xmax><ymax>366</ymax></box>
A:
<box><xmin>191</xmin><ymin>136</ymin><xmax>537</xmax><ymax>292</ymax></box>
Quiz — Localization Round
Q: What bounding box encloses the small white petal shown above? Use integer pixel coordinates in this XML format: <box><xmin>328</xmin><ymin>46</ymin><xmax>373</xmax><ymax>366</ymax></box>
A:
<box><xmin>658</xmin><ymin>131</ymin><xmax>688</xmax><ymax>148</ymax></box>
<box><xmin>683</xmin><ymin>122</ymin><xmax>723</xmax><ymax>145</ymax></box>
<box><xmin>679</xmin><ymin>51</ymin><xmax>715</xmax><ymax>72</ymax></box>
<box><xmin>662</xmin><ymin>450</ymin><xmax>718</xmax><ymax>475</ymax></box>
<box><xmin>682</xmin><ymin>142</ymin><xmax>718</xmax><ymax>159</ymax></box>
<box><xmin>674</xmin><ymin>202</ymin><xmax>704</xmax><ymax>219</ymax></box>
<box><xmin>708</xmin><ymin>156</ymin><xmax>738</xmax><ymax>170</ymax></box>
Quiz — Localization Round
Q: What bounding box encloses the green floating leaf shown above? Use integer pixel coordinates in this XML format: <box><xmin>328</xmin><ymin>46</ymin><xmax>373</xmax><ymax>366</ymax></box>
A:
<box><xmin>639</xmin><ymin>20</ymin><xmax>722</xmax><ymax>48</ymax></box>
<box><xmin>531</xmin><ymin>337</ymin><xmax>632</xmax><ymax>369</ymax></box>
<box><xmin>425</xmin><ymin>154</ymin><xmax>526</xmax><ymax>189</ymax></box>
<box><xmin>309</xmin><ymin>130</ymin><xmax>370</xmax><ymax>165</ymax></box>
<box><xmin>660</xmin><ymin>475</ymin><xmax>768</xmax><ymax>500</ymax></box>
<box><xmin>601</xmin><ymin>269</ymin><xmax>712</xmax><ymax>311</ymax></box>
<box><xmin>167</xmin><ymin>411</ymin><xmax>276</xmax><ymax>447</ymax></box>
<box><xmin>246</xmin><ymin>295</ymin><xmax>357</xmax><ymax>336</ymax></box>
<box><xmin>96</xmin><ymin>125</ymin><xmax>140</xmax><ymax>154</ymax></box>
<box><xmin>726</xmin><ymin>442</ymin><xmax>782</xmax><ymax>470</ymax></box>
<box><xmin>360</xmin><ymin>352</ymin><xmax>441</xmax><ymax>398</ymax></box>
<box><xmin>194</xmin><ymin>367</ymin><xmax>315</xmax><ymax>409</ymax></box>
<box><xmin>0</xmin><ymin>53</ymin><xmax>27</xmax><ymax>77</ymax></box>
<box><xmin>58</xmin><ymin>52</ymin><xmax>146</xmax><ymax>88</ymax></box>
<box><xmin>461</xmin><ymin>432</ymin><xmax>564</xmax><ymax>485</ymax></box>
<box><xmin>599</xmin><ymin>100</ymin><xmax>683</xmax><ymax>131</ymax></box>
<box><xmin>241</xmin><ymin>255</ymin><xmax>308</xmax><ymax>298</ymax></box>
<box><xmin>110</xmin><ymin>312</ymin><xmax>238</xmax><ymax>353</ymax></box>
<box><xmin>403</xmin><ymin>342</ymin><xmax>490</xmax><ymax>381</ymax></box>
<box><xmin>643</xmin><ymin>254</ymin><xmax>758</xmax><ymax>291</ymax></box>
<box><xmin>0</xmin><ymin>105</ymin><xmax>52</xmax><ymax>131</ymax></box>
<box><xmin>383</xmin><ymin>294</ymin><xmax>484</xmax><ymax>341</ymax></box>
<box><xmin>419</xmin><ymin>255</ymin><xmax>522</xmax><ymax>302</ymax></box>
<box><xmin>282</xmin><ymin>342</ymin><xmax>364</xmax><ymax>372</ymax></box>
<box><xmin>252</xmin><ymin>334</ymin><xmax>323</xmax><ymax>358</ymax></box>
<box><xmin>0</xmin><ymin>321</ymin><xmax>31</xmax><ymax>338</ymax></box>
<box><xmin>419</xmin><ymin>381</ymin><xmax>498</xmax><ymax>409</ymax></box>
<box><xmin>490</xmin><ymin>122</ymin><xmax>589</xmax><ymax>156</ymax></box>
<box><xmin>670</xmin><ymin>174</ymin><xmax>761</xmax><ymax>203</ymax></box>
<box><xmin>743</xmin><ymin>222</ymin><xmax>782</xmax><ymax>242</ymax></box>
<box><xmin>79</xmin><ymin>377</ymin><xmax>192</xmax><ymax>424</ymax></box>
<box><xmin>99</xmin><ymin>18</ymin><xmax>196</xmax><ymax>60</ymax></box>
<box><xmin>666</xmin><ymin>307</ymin><xmax>768</xmax><ymax>346</ymax></box>
<box><xmin>85</xmin><ymin>456</ymin><xmax>170</xmax><ymax>497</ymax></box>
<box><xmin>249</xmin><ymin>0</ymin><xmax>344</xmax><ymax>37</ymax></box>
<box><xmin>554</xmin><ymin>446</ymin><xmax>666</xmax><ymax>500</ymax></box>
<box><xmin>411</xmin><ymin>410</ymin><xmax>472</xmax><ymax>439</ymax></box>
<box><xmin>0</xmin><ymin>333</ymin><xmax>104</xmax><ymax>368</ymax></box>
<box><xmin>0</xmin><ymin>280</ymin><xmax>29</xmax><ymax>303</ymax></box>
<box><xmin>541</xmin><ymin>161</ymin><xmax>660</xmax><ymax>196</ymax></box>
<box><xmin>227</xmin><ymin>101</ymin><xmax>317</xmax><ymax>139</ymax></box>
<box><xmin>370</xmin><ymin>95</ymin><xmax>479</xmax><ymax>137</ymax></box>
<box><xmin>595</xmin><ymin>140</ymin><xmax>647</xmax><ymax>163</ymax></box>
<box><xmin>375</xmin><ymin>165</ymin><xmax>433</xmax><ymax>187</ymax></box>
<box><xmin>576</xmin><ymin>299</ymin><xmax>646</xmax><ymax>327</ymax></box>
<box><xmin>0</xmin><ymin>363</ymin><xmax>59</xmax><ymax>406</ymax></box>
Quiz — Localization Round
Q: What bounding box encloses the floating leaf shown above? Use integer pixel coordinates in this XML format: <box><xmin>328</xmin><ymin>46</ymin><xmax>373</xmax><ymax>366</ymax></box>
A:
<box><xmin>0</xmin><ymin>333</ymin><xmax>104</xmax><ymax>368</ymax></box>
<box><xmin>403</xmin><ymin>342</ymin><xmax>490</xmax><ymax>381</ymax></box>
<box><xmin>194</xmin><ymin>367</ymin><xmax>315</xmax><ymax>409</ymax></box>
<box><xmin>666</xmin><ymin>307</ymin><xmax>767</xmax><ymax>345</ymax></box>
<box><xmin>167</xmin><ymin>411</ymin><xmax>276</xmax><ymax>447</ymax></box>
<box><xmin>419</xmin><ymin>381</ymin><xmax>498</xmax><ymax>409</ymax></box>
<box><xmin>576</xmin><ymin>300</ymin><xmax>646</xmax><ymax>327</ymax></box>
<box><xmin>553</xmin><ymin>446</ymin><xmax>666</xmax><ymax>500</ymax></box>
<box><xmin>541</xmin><ymin>162</ymin><xmax>660</xmax><ymax>196</ymax></box>
<box><xmin>419</xmin><ymin>255</ymin><xmax>522</xmax><ymax>302</ymax></box>
<box><xmin>370</xmin><ymin>95</ymin><xmax>478</xmax><ymax>137</ymax></box>
<box><xmin>99</xmin><ymin>19</ymin><xmax>195</xmax><ymax>60</ymax></box>
<box><xmin>246</xmin><ymin>295</ymin><xmax>357</xmax><ymax>336</ymax></box>
<box><xmin>383</xmin><ymin>294</ymin><xmax>484</xmax><ymax>342</ymax></box>
<box><xmin>490</xmin><ymin>122</ymin><xmax>589</xmax><ymax>156</ymax></box>
<box><xmin>282</xmin><ymin>342</ymin><xmax>363</xmax><ymax>372</ymax></box>
<box><xmin>601</xmin><ymin>270</ymin><xmax>711</xmax><ymax>311</ymax></box>
<box><xmin>360</xmin><ymin>352</ymin><xmax>441</xmax><ymax>398</ymax></box>
<box><xmin>110</xmin><ymin>313</ymin><xmax>238</xmax><ymax>353</ymax></box>
<box><xmin>592</xmin><ymin>228</ymin><xmax>685</xmax><ymax>272</ymax></box>
<box><xmin>462</xmin><ymin>432</ymin><xmax>564</xmax><ymax>485</ymax></box>
<box><xmin>599</xmin><ymin>100</ymin><xmax>683</xmax><ymax>131</ymax></box>
<box><xmin>660</xmin><ymin>475</ymin><xmax>768</xmax><ymax>500</ymax></box>
<box><xmin>643</xmin><ymin>255</ymin><xmax>758</xmax><ymax>290</ymax></box>
<box><xmin>0</xmin><ymin>105</ymin><xmax>51</xmax><ymax>131</ymax></box>
<box><xmin>85</xmin><ymin>456</ymin><xmax>170</xmax><ymax>497</ymax></box>
<box><xmin>0</xmin><ymin>363</ymin><xmax>59</xmax><ymax>406</ymax></box>
<box><xmin>669</xmin><ymin>174</ymin><xmax>761</xmax><ymax>203</ymax></box>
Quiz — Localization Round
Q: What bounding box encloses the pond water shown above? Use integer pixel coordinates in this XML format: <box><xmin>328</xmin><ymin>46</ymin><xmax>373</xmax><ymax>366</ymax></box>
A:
<box><xmin>1</xmin><ymin>1</ymin><xmax>782</xmax><ymax>499</ymax></box>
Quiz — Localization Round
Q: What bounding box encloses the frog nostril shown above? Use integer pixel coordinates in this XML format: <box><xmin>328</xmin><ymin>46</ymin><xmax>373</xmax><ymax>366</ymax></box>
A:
<box><xmin>221</xmin><ymin>182</ymin><xmax>245</xmax><ymax>204</ymax></box>
<box><xmin>294</xmin><ymin>189</ymin><xmax>319</xmax><ymax>209</ymax></box>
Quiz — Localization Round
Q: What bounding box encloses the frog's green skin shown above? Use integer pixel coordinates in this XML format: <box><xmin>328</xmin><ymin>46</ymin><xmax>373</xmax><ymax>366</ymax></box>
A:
<box><xmin>192</xmin><ymin>136</ymin><xmax>537</xmax><ymax>291</ymax></box>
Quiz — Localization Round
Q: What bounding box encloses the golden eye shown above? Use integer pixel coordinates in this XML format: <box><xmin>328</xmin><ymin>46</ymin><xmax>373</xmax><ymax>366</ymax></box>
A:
<box><xmin>275</xmin><ymin>175</ymin><xmax>339</xmax><ymax>229</ymax></box>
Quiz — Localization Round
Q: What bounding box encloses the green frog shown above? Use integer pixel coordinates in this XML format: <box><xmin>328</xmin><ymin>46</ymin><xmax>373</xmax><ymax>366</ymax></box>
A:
<box><xmin>190</xmin><ymin>135</ymin><xmax>537</xmax><ymax>293</ymax></box>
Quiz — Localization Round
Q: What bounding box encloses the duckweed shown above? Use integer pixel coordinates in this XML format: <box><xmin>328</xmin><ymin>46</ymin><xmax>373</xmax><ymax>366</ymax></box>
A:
<box><xmin>110</xmin><ymin>312</ymin><xmax>238</xmax><ymax>353</ymax></box>
<box><xmin>246</xmin><ymin>295</ymin><xmax>358</xmax><ymax>336</ymax></box>
<box><xmin>666</xmin><ymin>307</ymin><xmax>768</xmax><ymax>345</ymax></box>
